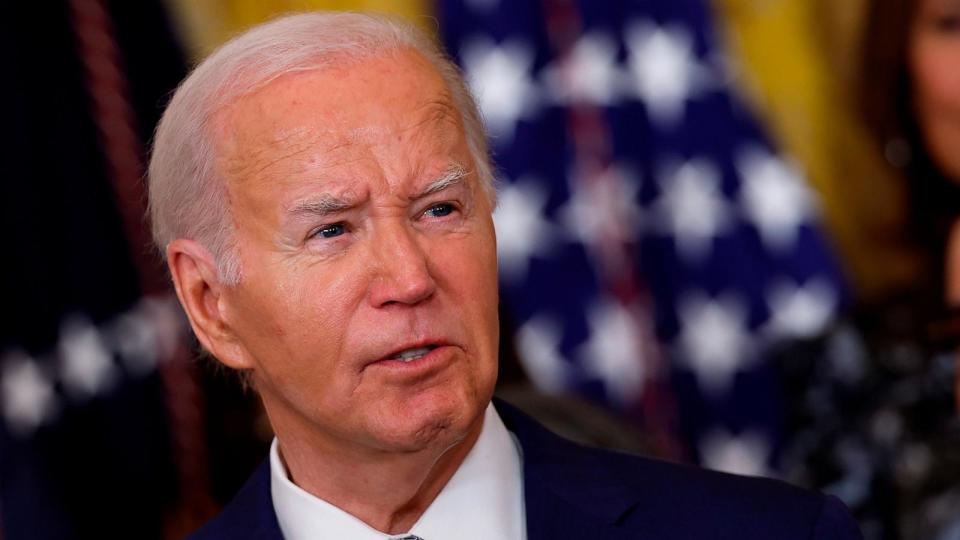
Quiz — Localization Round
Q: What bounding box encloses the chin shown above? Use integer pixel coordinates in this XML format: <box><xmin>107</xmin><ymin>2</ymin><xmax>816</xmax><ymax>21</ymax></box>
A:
<box><xmin>371</xmin><ymin>388</ymin><xmax>486</xmax><ymax>452</ymax></box>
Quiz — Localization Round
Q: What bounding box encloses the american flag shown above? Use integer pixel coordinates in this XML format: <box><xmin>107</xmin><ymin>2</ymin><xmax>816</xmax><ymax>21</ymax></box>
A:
<box><xmin>437</xmin><ymin>0</ymin><xmax>847</xmax><ymax>473</ymax></box>
<box><xmin>0</xmin><ymin>1</ymin><xmax>217</xmax><ymax>537</ymax></box>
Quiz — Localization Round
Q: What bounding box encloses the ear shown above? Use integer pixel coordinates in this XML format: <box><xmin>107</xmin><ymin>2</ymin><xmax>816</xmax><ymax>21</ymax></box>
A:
<box><xmin>166</xmin><ymin>239</ymin><xmax>254</xmax><ymax>371</ymax></box>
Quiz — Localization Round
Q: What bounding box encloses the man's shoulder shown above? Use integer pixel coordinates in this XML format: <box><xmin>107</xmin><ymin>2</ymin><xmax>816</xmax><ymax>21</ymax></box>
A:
<box><xmin>187</xmin><ymin>400</ymin><xmax>862</xmax><ymax>539</ymax></box>
<box><xmin>185</xmin><ymin>458</ymin><xmax>281</xmax><ymax>540</ymax></box>
<box><xmin>495</xmin><ymin>398</ymin><xmax>863</xmax><ymax>539</ymax></box>
<box><xmin>591</xmin><ymin>451</ymin><xmax>861</xmax><ymax>539</ymax></box>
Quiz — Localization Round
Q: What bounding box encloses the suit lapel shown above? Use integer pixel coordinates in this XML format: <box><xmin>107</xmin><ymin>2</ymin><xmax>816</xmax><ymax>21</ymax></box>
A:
<box><xmin>494</xmin><ymin>399</ymin><xmax>645</xmax><ymax>540</ymax></box>
<box><xmin>242</xmin><ymin>460</ymin><xmax>285</xmax><ymax>539</ymax></box>
<box><xmin>192</xmin><ymin>458</ymin><xmax>284</xmax><ymax>539</ymax></box>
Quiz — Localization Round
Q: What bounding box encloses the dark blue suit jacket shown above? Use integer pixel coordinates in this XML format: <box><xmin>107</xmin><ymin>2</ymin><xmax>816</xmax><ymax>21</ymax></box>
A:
<box><xmin>188</xmin><ymin>400</ymin><xmax>863</xmax><ymax>539</ymax></box>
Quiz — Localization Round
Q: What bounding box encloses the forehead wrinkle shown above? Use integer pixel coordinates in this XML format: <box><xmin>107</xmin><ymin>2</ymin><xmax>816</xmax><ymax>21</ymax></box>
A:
<box><xmin>238</xmin><ymin>145</ymin><xmax>318</xmax><ymax>183</ymax></box>
<box><xmin>417</xmin><ymin>98</ymin><xmax>461</xmax><ymax>131</ymax></box>
<box><xmin>221</xmin><ymin>121</ymin><xmax>318</xmax><ymax>180</ymax></box>
<box><xmin>388</xmin><ymin>98</ymin><xmax>465</xmax><ymax>180</ymax></box>
<box><xmin>226</xmin><ymin>125</ymin><xmax>375</xmax><ymax>187</ymax></box>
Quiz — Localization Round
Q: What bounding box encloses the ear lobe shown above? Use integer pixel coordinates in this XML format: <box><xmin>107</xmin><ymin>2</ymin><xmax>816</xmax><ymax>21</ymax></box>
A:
<box><xmin>166</xmin><ymin>239</ymin><xmax>254</xmax><ymax>371</ymax></box>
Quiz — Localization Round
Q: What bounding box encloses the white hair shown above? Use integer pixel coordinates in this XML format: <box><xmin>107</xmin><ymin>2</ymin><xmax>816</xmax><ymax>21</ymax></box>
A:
<box><xmin>148</xmin><ymin>12</ymin><xmax>494</xmax><ymax>284</ymax></box>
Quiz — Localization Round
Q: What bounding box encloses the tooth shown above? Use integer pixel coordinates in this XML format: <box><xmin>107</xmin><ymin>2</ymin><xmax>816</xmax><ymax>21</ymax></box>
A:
<box><xmin>394</xmin><ymin>347</ymin><xmax>432</xmax><ymax>361</ymax></box>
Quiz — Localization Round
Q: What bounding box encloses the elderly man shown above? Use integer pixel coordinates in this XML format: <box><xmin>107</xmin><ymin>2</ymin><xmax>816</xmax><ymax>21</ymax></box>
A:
<box><xmin>149</xmin><ymin>12</ymin><xmax>862</xmax><ymax>540</ymax></box>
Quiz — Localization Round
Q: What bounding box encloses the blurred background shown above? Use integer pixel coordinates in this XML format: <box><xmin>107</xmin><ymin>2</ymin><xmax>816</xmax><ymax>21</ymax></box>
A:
<box><xmin>1</xmin><ymin>0</ymin><xmax>958</xmax><ymax>538</ymax></box>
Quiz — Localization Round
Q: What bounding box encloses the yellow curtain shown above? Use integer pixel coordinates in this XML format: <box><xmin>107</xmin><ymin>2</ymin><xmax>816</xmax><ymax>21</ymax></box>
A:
<box><xmin>712</xmin><ymin>0</ymin><xmax>920</xmax><ymax>301</ymax></box>
<box><xmin>164</xmin><ymin>0</ymin><xmax>431</xmax><ymax>61</ymax></box>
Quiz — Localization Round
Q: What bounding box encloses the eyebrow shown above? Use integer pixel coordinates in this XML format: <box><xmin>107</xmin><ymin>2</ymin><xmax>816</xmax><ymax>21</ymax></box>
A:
<box><xmin>286</xmin><ymin>193</ymin><xmax>355</xmax><ymax>218</ymax></box>
<box><xmin>284</xmin><ymin>165</ymin><xmax>471</xmax><ymax>219</ymax></box>
<box><xmin>413</xmin><ymin>165</ymin><xmax>470</xmax><ymax>200</ymax></box>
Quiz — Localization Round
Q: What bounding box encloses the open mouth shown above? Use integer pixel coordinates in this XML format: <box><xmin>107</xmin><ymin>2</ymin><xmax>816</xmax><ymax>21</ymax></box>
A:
<box><xmin>387</xmin><ymin>345</ymin><xmax>439</xmax><ymax>363</ymax></box>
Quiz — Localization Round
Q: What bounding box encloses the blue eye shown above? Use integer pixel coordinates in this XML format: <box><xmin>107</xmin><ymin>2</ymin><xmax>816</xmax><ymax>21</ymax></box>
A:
<box><xmin>313</xmin><ymin>223</ymin><xmax>345</xmax><ymax>239</ymax></box>
<box><xmin>425</xmin><ymin>203</ymin><xmax>455</xmax><ymax>218</ymax></box>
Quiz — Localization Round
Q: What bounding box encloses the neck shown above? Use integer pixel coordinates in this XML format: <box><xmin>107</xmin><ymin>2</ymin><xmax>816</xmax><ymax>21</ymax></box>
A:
<box><xmin>273</xmin><ymin>413</ymin><xmax>485</xmax><ymax>534</ymax></box>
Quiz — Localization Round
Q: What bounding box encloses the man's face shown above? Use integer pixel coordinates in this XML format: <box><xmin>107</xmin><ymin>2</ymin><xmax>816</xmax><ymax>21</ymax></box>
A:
<box><xmin>212</xmin><ymin>49</ymin><xmax>499</xmax><ymax>454</ymax></box>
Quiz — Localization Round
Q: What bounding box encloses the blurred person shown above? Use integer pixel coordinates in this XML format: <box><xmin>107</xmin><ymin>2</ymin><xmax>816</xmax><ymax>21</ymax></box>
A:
<box><xmin>863</xmin><ymin>0</ymin><xmax>960</xmax><ymax>396</ymax></box>
<box><xmin>861</xmin><ymin>0</ymin><xmax>960</xmax><ymax>308</ymax></box>
<box><xmin>908</xmin><ymin>2</ymin><xmax>960</xmax><ymax>535</ymax></box>
<box><xmin>914</xmin><ymin>0</ymin><xmax>960</xmax><ymax>341</ymax></box>
<box><xmin>149</xmin><ymin>12</ymin><xmax>863</xmax><ymax>539</ymax></box>
<box><xmin>911</xmin><ymin>0</ymin><xmax>960</xmax><ymax>187</ymax></box>
<box><xmin>777</xmin><ymin>1</ymin><xmax>960</xmax><ymax>539</ymax></box>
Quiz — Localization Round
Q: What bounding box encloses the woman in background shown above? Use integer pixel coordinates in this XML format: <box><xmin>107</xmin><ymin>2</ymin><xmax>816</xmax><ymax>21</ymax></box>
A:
<box><xmin>781</xmin><ymin>1</ymin><xmax>960</xmax><ymax>539</ymax></box>
<box><xmin>861</xmin><ymin>0</ymin><xmax>960</xmax><ymax>306</ymax></box>
<box><xmin>913</xmin><ymin>0</ymin><xmax>960</xmax><ymax>340</ymax></box>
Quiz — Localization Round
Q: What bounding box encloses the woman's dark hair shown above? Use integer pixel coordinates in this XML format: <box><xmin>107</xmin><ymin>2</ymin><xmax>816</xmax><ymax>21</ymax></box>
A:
<box><xmin>860</xmin><ymin>0</ymin><xmax>960</xmax><ymax>301</ymax></box>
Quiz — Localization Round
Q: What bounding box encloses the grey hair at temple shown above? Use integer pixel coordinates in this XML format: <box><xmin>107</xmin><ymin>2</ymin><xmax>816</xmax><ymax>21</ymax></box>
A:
<box><xmin>147</xmin><ymin>12</ymin><xmax>494</xmax><ymax>284</ymax></box>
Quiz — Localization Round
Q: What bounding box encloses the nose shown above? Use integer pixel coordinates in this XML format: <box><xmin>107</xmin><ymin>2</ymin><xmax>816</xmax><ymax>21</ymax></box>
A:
<box><xmin>367</xmin><ymin>220</ymin><xmax>437</xmax><ymax>308</ymax></box>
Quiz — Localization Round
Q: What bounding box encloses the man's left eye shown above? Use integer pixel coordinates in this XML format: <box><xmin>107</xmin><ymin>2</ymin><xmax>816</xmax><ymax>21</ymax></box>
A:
<box><xmin>312</xmin><ymin>223</ymin><xmax>346</xmax><ymax>239</ymax></box>
<box><xmin>424</xmin><ymin>203</ymin><xmax>455</xmax><ymax>218</ymax></box>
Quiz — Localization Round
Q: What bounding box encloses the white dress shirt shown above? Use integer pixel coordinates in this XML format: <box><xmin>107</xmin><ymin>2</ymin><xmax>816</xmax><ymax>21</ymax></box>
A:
<box><xmin>270</xmin><ymin>403</ymin><xmax>527</xmax><ymax>539</ymax></box>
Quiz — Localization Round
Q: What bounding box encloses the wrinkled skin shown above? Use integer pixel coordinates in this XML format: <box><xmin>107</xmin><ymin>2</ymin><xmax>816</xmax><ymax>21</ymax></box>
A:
<box><xmin>167</xmin><ymin>48</ymin><xmax>500</xmax><ymax>531</ymax></box>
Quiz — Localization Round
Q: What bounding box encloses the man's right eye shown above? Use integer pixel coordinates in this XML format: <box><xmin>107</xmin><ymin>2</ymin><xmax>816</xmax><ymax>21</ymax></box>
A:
<box><xmin>311</xmin><ymin>223</ymin><xmax>346</xmax><ymax>239</ymax></box>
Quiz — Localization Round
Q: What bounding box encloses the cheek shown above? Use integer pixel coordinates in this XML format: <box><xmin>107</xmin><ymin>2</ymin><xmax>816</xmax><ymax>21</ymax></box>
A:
<box><xmin>915</xmin><ymin>53</ymin><xmax>960</xmax><ymax>117</ymax></box>
<box><xmin>233</xmin><ymin>261</ymin><xmax>364</xmax><ymax>378</ymax></box>
<box><xmin>912</xmin><ymin>39</ymin><xmax>960</xmax><ymax>179</ymax></box>
<box><xmin>439</xmin><ymin>222</ymin><xmax>497</xmax><ymax>292</ymax></box>
<box><xmin>435</xmin><ymin>226</ymin><xmax>500</xmax><ymax>338</ymax></box>
<box><xmin>279</xmin><ymin>266</ymin><xmax>367</xmax><ymax>354</ymax></box>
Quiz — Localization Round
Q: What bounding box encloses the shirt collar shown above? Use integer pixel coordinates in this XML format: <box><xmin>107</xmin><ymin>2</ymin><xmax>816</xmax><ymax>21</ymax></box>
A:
<box><xmin>270</xmin><ymin>403</ymin><xmax>526</xmax><ymax>540</ymax></box>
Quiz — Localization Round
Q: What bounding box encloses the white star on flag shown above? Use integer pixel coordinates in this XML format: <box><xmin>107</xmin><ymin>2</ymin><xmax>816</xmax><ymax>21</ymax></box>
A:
<box><xmin>652</xmin><ymin>158</ymin><xmax>731</xmax><ymax>261</ymax></box>
<box><xmin>700</xmin><ymin>429</ymin><xmax>771</xmax><ymax>477</ymax></box>
<box><xmin>559</xmin><ymin>164</ymin><xmax>642</xmax><ymax>247</ymax></box>
<box><xmin>2</xmin><ymin>350</ymin><xmax>58</xmax><ymax>436</ymax></box>
<box><xmin>109</xmin><ymin>307</ymin><xmax>159</xmax><ymax>377</ymax></box>
<box><xmin>765</xmin><ymin>278</ymin><xmax>837</xmax><ymax>339</ymax></box>
<box><xmin>542</xmin><ymin>32</ymin><xmax>621</xmax><ymax>106</ymax></box>
<box><xmin>677</xmin><ymin>292</ymin><xmax>753</xmax><ymax>395</ymax></box>
<box><xmin>143</xmin><ymin>295</ymin><xmax>189</xmax><ymax>361</ymax></box>
<box><xmin>460</xmin><ymin>37</ymin><xmax>539</xmax><ymax>144</ymax></box>
<box><xmin>737</xmin><ymin>145</ymin><xmax>815</xmax><ymax>252</ymax></box>
<box><xmin>577</xmin><ymin>299</ymin><xmax>646</xmax><ymax>405</ymax></box>
<box><xmin>624</xmin><ymin>20</ymin><xmax>708</xmax><ymax>128</ymax></box>
<box><xmin>515</xmin><ymin>316</ymin><xmax>571</xmax><ymax>394</ymax></box>
<box><xmin>494</xmin><ymin>178</ymin><xmax>556</xmax><ymax>282</ymax></box>
<box><xmin>59</xmin><ymin>315</ymin><xmax>118</xmax><ymax>398</ymax></box>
